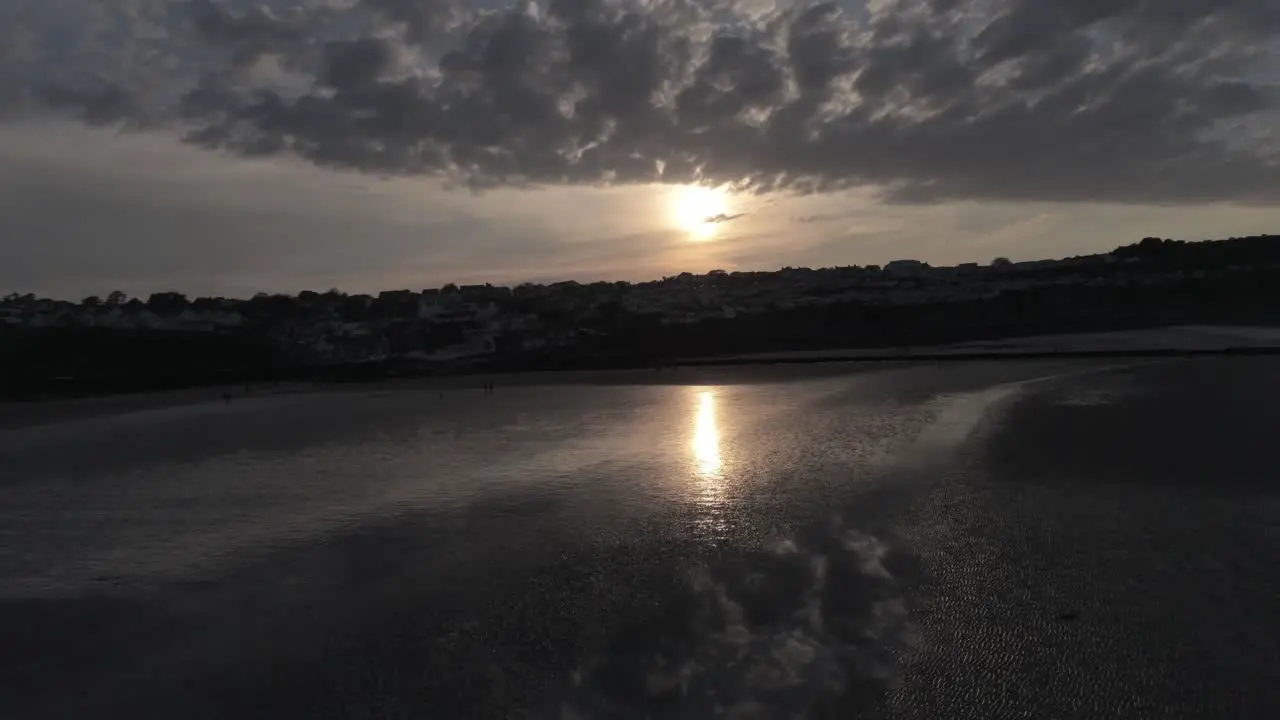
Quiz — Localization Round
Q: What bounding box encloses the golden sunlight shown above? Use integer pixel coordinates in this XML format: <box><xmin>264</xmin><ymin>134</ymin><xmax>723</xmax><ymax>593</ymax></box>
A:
<box><xmin>692</xmin><ymin>389</ymin><xmax>722</xmax><ymax>478</ymax></box>
<box><xmin>669</xmin><ymin>184</ymin><xmax>730</xmax><ymax>241</ymax></box>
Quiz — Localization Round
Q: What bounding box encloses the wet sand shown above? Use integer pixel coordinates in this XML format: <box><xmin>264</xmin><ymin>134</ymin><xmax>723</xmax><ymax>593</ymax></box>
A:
<box><xmin>2</xmin><ymin>358</ymin><xmax>1278</xmax><ymax>718</ymax></box>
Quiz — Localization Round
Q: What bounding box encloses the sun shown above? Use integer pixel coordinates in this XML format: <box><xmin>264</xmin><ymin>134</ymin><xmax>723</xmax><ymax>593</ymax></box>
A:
<box><xmin>669</xmin><ymin>184</ymin><xmax>730</xmax><ymax>241</ymax></box>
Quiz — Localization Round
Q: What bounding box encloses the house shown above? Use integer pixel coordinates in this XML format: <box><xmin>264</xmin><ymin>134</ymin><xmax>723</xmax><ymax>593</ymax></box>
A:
<box><xmin>884</xmin><ymin>259</ymin><xmax>930</xmax><ymax>278</ymax></box>
<box><xmin>417</xmin><ymin>294</ymin><xmax>446</xmax><ymax>320</ymax></box>
<box><xmin>379</xmin><ymin>290</ymin><xmax>416</xmax><ymax>303</ymax></box>
<box><xmin>459</xmin><ymin>284</ymin><xmax>512</xmax><ymax>303</ymax></box>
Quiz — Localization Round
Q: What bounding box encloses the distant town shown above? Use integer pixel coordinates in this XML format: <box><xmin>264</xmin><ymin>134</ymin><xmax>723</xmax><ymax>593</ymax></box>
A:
<box><xmin>4</xmin><ymin>235</ymin><xmax>1280</xmax><ymax>398</ymax></box>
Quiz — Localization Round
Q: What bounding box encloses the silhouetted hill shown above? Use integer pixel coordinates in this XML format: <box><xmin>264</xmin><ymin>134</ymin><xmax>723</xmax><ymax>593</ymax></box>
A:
<box><xmin>3</xmin><ymin>234</ymin><xmax>1279</xmax><ymax>398</ymax></box>
<box><xmin>1113</xmin><ymin>235</ymin><xmax>1280</xmax><ymax>267</ymax></box>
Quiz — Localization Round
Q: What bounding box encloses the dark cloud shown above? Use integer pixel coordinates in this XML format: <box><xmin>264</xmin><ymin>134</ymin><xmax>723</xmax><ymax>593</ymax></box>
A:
<box><xmin>20</xmin><ymin>0</ymin><xmax>1280</xmax><ymax>204</ymax></box>
<box><xmin>320</xmin><ymin>38</ymin><xmax>399</xmax><ymax>89</ymax></box>
<box><xmin>790</xmin><ymin>214</ymin><xmax>839</xmax><ymax>224</ymax></box>
<box><xmin>189</xmin><ymin>0</ymin><xmax>310</xmax><ymax>47</ymax></box>
<box><xmin>187</xmin><ymin>0</ymin><xmax>326</xmax><ymax>70</ymax></box>
<box><xmin>704</xmin><ymin>212</ymin><xmax>746</xmax><ymax>224</ymax></box>
<box><xmin>362</xmin><ymin>0</ymin><xmax>465</xmax><ymax>42</ymax></box>
<box><xmin>41</xmin><ymin>84</ymin><xmax>144</xmax><ymax>127</ymax></box>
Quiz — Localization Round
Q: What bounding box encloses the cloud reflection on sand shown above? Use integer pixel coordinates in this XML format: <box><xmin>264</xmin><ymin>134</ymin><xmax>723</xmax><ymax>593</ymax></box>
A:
<box><xmin>561</xmin><ymin>519</ymin><xmax>914</xmax><ymax>719</ymax></box>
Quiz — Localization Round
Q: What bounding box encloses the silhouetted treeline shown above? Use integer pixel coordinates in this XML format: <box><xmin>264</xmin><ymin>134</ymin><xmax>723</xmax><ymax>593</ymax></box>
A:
<box><xmin>1113</xmin><ymin>235</ymin><xmax>1280</xmax><ymax>267</ymax></box>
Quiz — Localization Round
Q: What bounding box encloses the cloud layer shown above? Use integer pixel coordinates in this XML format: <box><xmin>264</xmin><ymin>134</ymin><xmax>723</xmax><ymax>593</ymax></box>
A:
<box><xmin>14</xmin><ymin>0</ymin><xmax>1280</xmax><ymax>203</ymax></box>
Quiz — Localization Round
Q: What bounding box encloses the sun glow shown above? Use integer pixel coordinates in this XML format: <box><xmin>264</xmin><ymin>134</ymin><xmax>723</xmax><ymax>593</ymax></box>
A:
<box><xmin>669</xmin><ymin>184</ymin><xmax>731</xmax><ymax>241</ymax></box>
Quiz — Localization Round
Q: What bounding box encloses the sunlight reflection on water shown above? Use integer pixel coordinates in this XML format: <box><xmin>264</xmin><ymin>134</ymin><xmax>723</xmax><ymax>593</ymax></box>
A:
<box><xmin>692</xmin><ymin>389</ymin><xmax>722</xmax><ymax>480</ymax></box>
<box><xmin>690</xmin><ymin>388</ymin><xmax>731</xmax><ymax>542</ymax></box>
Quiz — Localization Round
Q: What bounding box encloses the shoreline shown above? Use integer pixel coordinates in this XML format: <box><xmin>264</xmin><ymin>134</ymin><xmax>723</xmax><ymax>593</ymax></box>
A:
<box><xmin>7</xmin><ymin>322</ymin><xmax>1280</xmax><ymax>428</ymax></box>
<box><xmin>1</xmin><ymin>345</ymin><xmax>1275</xmax><ymax>430</ymax></box>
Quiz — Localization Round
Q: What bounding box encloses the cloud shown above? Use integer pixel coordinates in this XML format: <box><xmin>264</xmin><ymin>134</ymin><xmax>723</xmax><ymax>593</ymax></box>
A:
<box><xmin>11</xmin><ymin>0</ymin><xmax>1280</xmax><ymax>204</ymax></box>
<box><xmin>790</xmin><ymin>213</ymin><xmax>839</xmax><ymax>224</ymax></box>
<box><xmin>704</xmin><ymin>211</ymin><xmax>747</xmax><ymax>224</ymax></box>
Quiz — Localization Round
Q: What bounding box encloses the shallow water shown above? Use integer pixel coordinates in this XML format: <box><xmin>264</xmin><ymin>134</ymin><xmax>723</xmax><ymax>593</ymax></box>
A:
<box><xmin>2</xmin><ymin>360</ymin><xmax>1278</xmax><ymax>718</ymax></box>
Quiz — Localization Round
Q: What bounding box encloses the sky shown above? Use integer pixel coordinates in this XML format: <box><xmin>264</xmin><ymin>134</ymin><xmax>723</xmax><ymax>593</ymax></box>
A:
<box><xmin>2</xmin><ymin>0</ymin><xmax>1279</xmax><ymax>299</ymax></box>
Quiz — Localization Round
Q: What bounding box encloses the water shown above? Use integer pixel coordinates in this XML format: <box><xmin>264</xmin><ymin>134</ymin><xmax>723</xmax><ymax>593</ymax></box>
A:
<box><xmin>2</xmin><ymin>360</ymin><xmax>1278</xmax><ymax>718</ymax></box>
